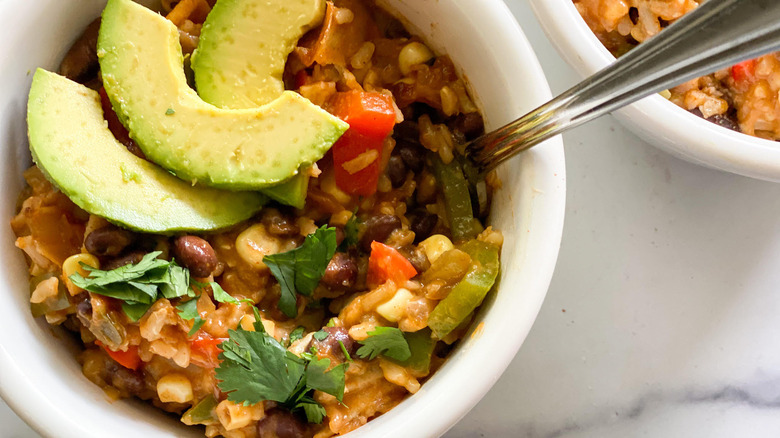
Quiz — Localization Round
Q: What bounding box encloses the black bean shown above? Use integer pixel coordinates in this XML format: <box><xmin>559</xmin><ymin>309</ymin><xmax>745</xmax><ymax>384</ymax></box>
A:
<box><xmin>111</xmin><ymin>367</ymin><xmax>146</xmax><ymax>396</ymax></box>
<box><xmin>360</xmin><ymin>215</ymin><xmax>401</xmax><ymax>252</ymax></box>
<box><xmin>84</xmin><ymin>226</ymin><xmax>136</xmax><ymax>257</ymax></box>
<box><xmin>402</xmin><ymin>247</ymin><xmax>429</xmax><ymax>273</ymax></box>
<box><xmin>410</xmin><ymin>211</ymin><xmax>438</xmax><ymax>242</ymax></box>
<box><xmin>173</xmin><ymin>236</ymin><xmax>218</xmax><ymax>278</ymax></box>
<box><xmin>76</xmin><ymin>294</ymin><xmax>93</xmax><ymax>321</ymax></box>
<box><xmin>628</xmin><ymin>7</ymin><xmax>639</xmax><ymax>24</ymax></box>
<box><xmin>689</xmin><ymin>108</ymin><xmax>741</xmax><ymax>132</ymax></box>
<box><xmin>396</xmin><ymin>139</ymin><xmax>425</xmax><ymax>173</ymax></box>
<box><xmin>101</xmin><ymin>251</ymin><xmax>146</xmax><ymax>271</ymax></box>
<box><xmin>257</xmin><ymin>410</ymin><xmax>307</xmax><ymax>438</ymax></box>
<box><xmin>387</xmin><ymin>155</ymin><xmax>408</xmax><ymax>187</ymax></box>
<box><xmin>411</xmin><ymin>102</ymin><xmax>443</xmax><ymax>123</ymax></box>
<box><xmin>321</xmin><ymin>253</ymin><xmax>358</xmax><ymax>289</ymax></box>
<box><xmin>448</xmin><ymin>112</ymin><xmax>484</xmax><ymax>140</ymax></box>
<box><xmin>58</xmin><ymin>18</ymin><xmax>101</xmax><ymax>84</ymax></box>
<box><xmin>261</xmin><ymin>209</ymin><xmax>300</xmax><ymax>237</ymax></box>
<box><xmin>311</xmin><ymin>326</ymin><xmax>356</xmax><ymax>361</ymax></box>
<box><xmin>393</xmin><ymin>120</ymin><xmax>419</xmax><ymax>140</ymax></box>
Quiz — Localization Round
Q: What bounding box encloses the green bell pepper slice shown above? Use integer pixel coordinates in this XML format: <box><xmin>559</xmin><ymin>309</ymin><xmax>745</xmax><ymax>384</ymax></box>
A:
<box><xmin>427</xmin><ymin>240</ymin><xmax>500</xmax><ymax>339</ymax></box>
<box><xmin>391</xmin><ymin>329</ymin><xmax>436</xmax><ymax>377</ymax></box>
<box><xmin>181</xmin><ymin>394</ymin><xmax>219</xmax><ymax>426</ymax></box>
<box><xmin>432</xmin><ymin>157</ymin><xmax>483</xmax><ymax>242</ymax></box>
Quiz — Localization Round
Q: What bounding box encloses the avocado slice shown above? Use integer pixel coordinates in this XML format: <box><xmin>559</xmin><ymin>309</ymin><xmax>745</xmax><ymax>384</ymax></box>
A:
<box><xmin>192</xmin><ymin>0</ymin><xmax>326</xmax><ymax>208</ymax></box>
<box><xmin>27</xmin><ymin>69</ymin><xmax>266</xmax><ymax>234</ymax></box>
<box><xmin>97</xmin><ymin>0</ymin><xmax>349</xmax><ymax>191</ymax></box>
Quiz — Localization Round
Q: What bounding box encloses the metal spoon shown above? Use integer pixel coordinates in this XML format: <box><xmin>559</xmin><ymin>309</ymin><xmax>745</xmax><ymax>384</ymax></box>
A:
<box><xmin>465</xmin><ymin>0</ymin><xmax>780</xmax><ymax>174</ymax></box>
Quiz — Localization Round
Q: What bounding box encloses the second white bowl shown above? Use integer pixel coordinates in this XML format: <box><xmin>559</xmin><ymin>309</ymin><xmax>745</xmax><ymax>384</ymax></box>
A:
<box><xmin>530</xmin><ymin>0</ymin><xmax>780</xmax><ymax>182</ymax></box>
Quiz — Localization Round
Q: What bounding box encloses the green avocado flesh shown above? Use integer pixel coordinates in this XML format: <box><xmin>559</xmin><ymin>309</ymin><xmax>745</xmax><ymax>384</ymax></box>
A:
<box><xmin>26</xmin><ymin>69</ymin><xmax>266</xmax><ymax>234</ymax></box>
<box><xmin>192</xmin><ymin>0</ymin><xmax>325</xmax><ymax>108</ymax></box>
<box><xmin>97</xmin><ymin>0</ymin><xmax>348</xmax><ymax>190</ymax></box>
<box><xmin>192</xmin><ymin>0</ymin><xmax>326</xmax><ymax>208</ymax></box>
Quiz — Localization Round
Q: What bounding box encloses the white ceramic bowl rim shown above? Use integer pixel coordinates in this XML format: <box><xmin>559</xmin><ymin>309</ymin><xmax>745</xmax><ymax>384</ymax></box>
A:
<box><xmin>0</xmin><ymin>1</ymin><xmax>566</xmax><ymax>437</ymax></box>
<box><xmin>529</xmin><ymin>0</ymin><xmax>780</xmax><ymax>182</ymax></box>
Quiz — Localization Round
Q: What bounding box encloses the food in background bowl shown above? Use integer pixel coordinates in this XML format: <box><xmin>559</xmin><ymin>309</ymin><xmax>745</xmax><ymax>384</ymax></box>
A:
<box><xmin>574</xmin><ymin>0</ymin><xmax>780</xmax><ymax>140</ymax></box>
<box><xmin>11</xmin><ymin>0</ymin><xmax>505</xmax><ymax>436</ymax></box>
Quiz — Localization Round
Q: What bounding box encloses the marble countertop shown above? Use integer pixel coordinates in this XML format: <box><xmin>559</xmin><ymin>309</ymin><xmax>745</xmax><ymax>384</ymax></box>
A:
<box><xmin>5</xmin><ymin>0</ymin><xmax>780</xmax><ymax>436</ymax></box>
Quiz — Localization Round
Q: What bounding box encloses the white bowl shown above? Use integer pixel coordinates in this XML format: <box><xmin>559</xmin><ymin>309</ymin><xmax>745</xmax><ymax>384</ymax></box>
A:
<box><xmin>530</xmin><ymin>0</ymin><xmax>780</xmax><ymax>182</ymax></box>
<box><xmin>0</xmin><ymin>1</ymin><xmax>566</xmax><ymax>437</ymax></box>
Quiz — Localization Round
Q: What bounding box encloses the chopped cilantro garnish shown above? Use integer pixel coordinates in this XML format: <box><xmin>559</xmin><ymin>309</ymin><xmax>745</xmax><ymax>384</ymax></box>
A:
<box><xmin>210</xmin><ymin>281</ymin><xmax>239</xmax><ymax>304</ymax></box>
<box><xmin>72</xmin><ymin>251</ymin><xmax>247</xmax><ymax>324</ymax></box>
<box><xmin>215</xmin><ymin>314</ymin><xmax>346</xmax><ymax>423</ymax></box>
<box><xmin>356</xmin><ymin>327</ymin><xmax>411</xmax><ymax>361</ymax></box>
<box><xmin>176</xmin><ymin>282</ymin><xmax>252</xmax><ymax>336</ymax></box>
<box><xmin>70</xmin><ymin>251</ymin><xmax>193</xmax><ymax>320</ymax></box>
<box><xmin>313</xmin><ymin>330</ymin><xmax>329</xmax><ymax>341</ymax></box>
<box><xmin>299</xmin><ymin>398</ymin><xmax>327</xmax><ymax>423</ymax></box>
<box><xmin>289</xmin><ymin>327</ymin><xmax>305</xmax><ymax>345</ymax></box>
<box><xmin>263</xmin><ymin>226</ymin><xmax>337</xmax><ymax>318</ymax></box>
<box><xmin>338</xmin><ymin>340</ymin><xmax>353</xmax><ymax>362</ymax></box>
<box><xmin>176</xmin><ymin>298</ymin><xmax>205</xmax><ymax>336</ymax></box>
<box><xmin>165</xmin><ymin>108</ymin><xmax>175</xmax><ymax>115</ymax></box>
<box><xmin>121</xmin><ymin>302</ymin><xmax>153</xmax><ymax>322</ymax></box>
<box><xmin>339</xmin><ymin>212</ymin><xmax>361</xmax><ymax>251</ymax></box>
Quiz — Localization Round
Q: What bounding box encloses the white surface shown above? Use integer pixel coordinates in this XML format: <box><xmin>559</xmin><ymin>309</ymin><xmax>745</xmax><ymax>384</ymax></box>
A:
<box><xmin>5</xmin><ymin>0</ymin><xmax>780</xmax><ymax>437</ymax></box>
<box><xmin>529</xmin><ymin>0</ymin><xmax>780</xmax><ymax>183</ymax></box>
<box><xmin>0</xmin><ymin>0</ymin><xmax>564</xmax><ymax>437</ymax></box>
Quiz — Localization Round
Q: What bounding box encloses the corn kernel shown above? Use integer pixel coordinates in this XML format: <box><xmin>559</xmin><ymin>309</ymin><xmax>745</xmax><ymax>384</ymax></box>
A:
<box><xmin>235</xmin><ymin>224</ymin><xmax>282</xmax><ymax>270</ymax></box>
<box><xmin>419</xmin><ymin>234</ymin><xmax>454</xmax><ymax>264</ymax></box>
<box><xmin>157</xmin><ymin>373</ymin><xmax>193</xmax><ymax>404</ymax></box>
<box><xmin>398</xmin><ymin>42</ymin><xmax>434</xmax><ymax>76</ymax></box>
<box><xmin>376</xmin><ymin>288</ymin><xmax>414</xmax><ymax>322</ymax></box>
<box><xmin>62</xmin><ymin>253</ymin><xmax>99</xmax><ymax>296</ymax></box>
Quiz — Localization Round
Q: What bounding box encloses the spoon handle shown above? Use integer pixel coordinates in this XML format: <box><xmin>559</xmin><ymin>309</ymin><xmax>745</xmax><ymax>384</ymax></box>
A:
<box><xmin>467</xmin><ymin>0</ymin><xmax>780</xmax><ymax>173</ymax></box>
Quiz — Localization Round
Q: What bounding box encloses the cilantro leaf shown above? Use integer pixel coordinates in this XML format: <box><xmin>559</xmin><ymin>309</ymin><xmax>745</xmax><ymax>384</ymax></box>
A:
<box><xmin>121</xmin><ymin>302</ymin><xmax>153</xmax><ymax>322</ymax></box>
<box><xmin>339</xmin><ymin>212</ymin><xmax>361</xmax><ymax>251</ymax></box>
<box><xmin>356</xmin><ymin>327</ymin><xmax>411</xmax><ymax>361</ymax></box>
<box><xmin>216</xmin><ymin>320</ymin><xmax>347</xmax><ymax>424</ymax></box>
<box><xmin>176</xmin><ymin>298</ymin><xmax>204</xmax><ymax>336</ymax></box>
<box><xmin>210</xmin><ymin>282</ymin><xmax>240</xmax><ymax>305</ymax></box>
<box><xmin>313</xmin><ymin>330</ymin><xmax>329</xmax><ymax>341</ymax></box>
<box><xmin>305</xmin><ymin>356</ymin><xmax>347</xmax><ymax>401</ymax></box>
<box><xmin>159</xmin><ymin>264</ymin><xmax>190</xmax><ymax>299</ymax></box>
<box><xmin>216</xmin><ymin>328</ymin><xmax>306</xmax><ymax>404</ymax></box>
<box><xmin>289</xmin><ymin>327</ymin><xmax>305</xmax><ymax>345</ymax></box>
<box><xmin>297</xmin><ymin>398</ymin><xmax>326</xmax><ymax>424</ymax></box>
<box><xmin>72</xmin><ymin>251</ymin><xmax>167</xmax><ymax>288</ymax></box>
<box><xmin>70</xmin><ymin>251</ymin><xmax>195</xmax><ymax>320</ymax></box>
<box><xmin>338</xmin><ymin>340</ymin><xmax>353</xmax><ymax>362</ymax></box>
<box><xmin>264</xmin><ymin>226</ymin><xmax>337</xmax><ymax>318</ymax></box>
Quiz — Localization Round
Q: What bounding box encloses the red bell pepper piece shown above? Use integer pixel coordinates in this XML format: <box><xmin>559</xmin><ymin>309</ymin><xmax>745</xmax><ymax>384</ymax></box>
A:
<box><xmin>330</xmin><ymin>91</ymin><xmax>397</xmax><ymax>139</ymax></box>
<box><xmin>731</xmin><ymin>59</ymin><xmax>756</xmax><ymax>83</ymax></box>
<box><xmin>367</xmin><ymin>241</ymin><xmax>418</xmax><ymax>286</ymax></box>
<box><xmin>95</xmin><ymin>340</ymin><xmax>142</xmax><ymax>371</ymax></box>
<box><xmin>189</xmin><ymin>332</ymin><xmax>225</xmax><ymax>369</ymax></box>
<box><xmin>329</xmin><ymin>91</ymin><xmax>397</xmax><ymax>196</ymax></box>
